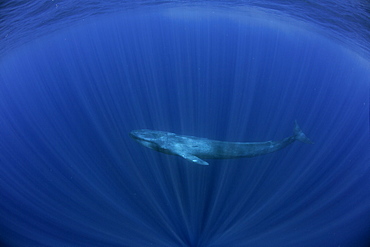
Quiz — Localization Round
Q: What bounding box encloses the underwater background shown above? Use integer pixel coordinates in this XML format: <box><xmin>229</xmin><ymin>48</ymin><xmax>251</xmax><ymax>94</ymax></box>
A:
<box><xmin>0</xmin><ymin>1</ymin><xmax>369</xmax><ymax>246</ymax></box>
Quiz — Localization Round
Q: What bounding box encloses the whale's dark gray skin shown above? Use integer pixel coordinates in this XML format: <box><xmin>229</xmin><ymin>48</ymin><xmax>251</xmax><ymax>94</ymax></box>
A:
<box><xmin>130</xmin><ymin>121</ymin><xmax>313</xmax><ymax>165</ymax></box>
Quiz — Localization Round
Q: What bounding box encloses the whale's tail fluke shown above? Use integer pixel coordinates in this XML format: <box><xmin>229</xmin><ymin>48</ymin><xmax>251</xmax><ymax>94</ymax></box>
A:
<box><xmin>293</xmin><ymin>121</ymin><xmax>313</xmax><ymax>144</ymax></box>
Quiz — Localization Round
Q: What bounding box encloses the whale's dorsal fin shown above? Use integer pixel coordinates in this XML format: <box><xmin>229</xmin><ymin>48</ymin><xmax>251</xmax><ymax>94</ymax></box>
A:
<box><xmin>179</xmin><ymin>153</ymin><xmax>209</xmax><ymax>165</ymax></box>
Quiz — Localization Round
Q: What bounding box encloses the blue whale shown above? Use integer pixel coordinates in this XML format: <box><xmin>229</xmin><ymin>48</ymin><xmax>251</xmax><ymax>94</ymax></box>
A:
<box><xmin>130</xmin><ymin>121</ymin><xmax>313</xmax><ymax>165</ymax></box>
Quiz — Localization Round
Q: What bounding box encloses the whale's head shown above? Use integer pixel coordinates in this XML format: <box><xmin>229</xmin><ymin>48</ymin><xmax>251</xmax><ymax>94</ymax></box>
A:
<box><xmin>130</xmin><ymin>129</ymin><xmax>174</xmax><ymax>151</ymax></box>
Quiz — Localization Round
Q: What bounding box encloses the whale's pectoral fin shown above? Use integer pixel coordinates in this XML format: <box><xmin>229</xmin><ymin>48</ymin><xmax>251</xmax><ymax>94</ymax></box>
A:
<box><xmin>179</xmin><ymin>153</ymin><xmax>209</xmax><ymax>165</ymax></box>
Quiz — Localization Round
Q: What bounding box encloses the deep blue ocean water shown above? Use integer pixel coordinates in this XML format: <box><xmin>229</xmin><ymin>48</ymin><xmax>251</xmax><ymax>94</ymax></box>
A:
<box><xmin>0</xmin><ymin>1</ymin><xmax>369</xmax><ymax>246</ymax></box>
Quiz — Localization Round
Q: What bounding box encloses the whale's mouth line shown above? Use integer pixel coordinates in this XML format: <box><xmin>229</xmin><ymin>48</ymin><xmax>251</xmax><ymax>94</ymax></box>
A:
<box><xmin>129</xmin><ymin>131</ymin><xmax>142</xmax><ymax>142</ymax></box>
<box><xmin>130</xmin><ymin>131</ymin><xmax>151</xmax><ymax>144</ymax></box>
<box><xmin>129</xmin><ymin>132</ymin><xmax>137</xmax><ymax>139</ymax></box>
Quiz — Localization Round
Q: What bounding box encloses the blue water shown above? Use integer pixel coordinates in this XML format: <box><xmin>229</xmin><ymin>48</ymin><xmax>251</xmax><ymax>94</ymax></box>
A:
<box><xmin>0</xmin><ymin>1</ymin><xmax>369</xmax><ymax>246</ymax></box>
